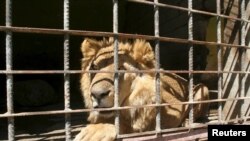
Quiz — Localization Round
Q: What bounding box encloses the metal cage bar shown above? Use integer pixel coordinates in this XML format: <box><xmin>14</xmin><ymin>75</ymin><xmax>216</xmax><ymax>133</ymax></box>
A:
<box><xmin>154</xmin><ymin>0</ymin><xmax>161</xmax><ymax>134</ymax></box>
<box><xmin>216</xmin><ymin>0</ymin><xmax>223</xmax><ymax>124</ymax></box>
<box><xmin>1</xmin><ymin>69</ymin><xmax>250</xmax><ymax>75</ymax></box>
<box><xmin>0</xmin><ymin>0</ymin><xmax>250</xmax><ymax>140</ymax></box>
<box><xmin>63</xmin><ymin>0</ymin><xmax>71</xmax><ymax>140</ymax></box>
<box><xmin>240</xmin><ymin>0</ymin><xmax>247</xmax><ymax>122</ymax></box>
<box><xmin>1</xmin><ymin>96</ymin><xmax>250</xmax><ymax>118</ymax></box>
<box><xmin>188</xmin><ymin>0</ymin><xmax>194</xmax><ymax>126</ymax></box>
<box><xmin>127</xmin><ymin>0</ymin><xmax>250</xmax><ymax>24</ymax></box>
<box><xmin>0</xmin><ymin>26</ymin><xmax>249</xmax><ymax>49</ymax></box>
<box><xmin>113</xmin><ymin>0</ymin><xmax>120</xmax><ymax>136</ymax></box>
<box><xmin>5</xmin><ymin>0</ymin><xmax>15</xmax><ymax>140</ymax></box>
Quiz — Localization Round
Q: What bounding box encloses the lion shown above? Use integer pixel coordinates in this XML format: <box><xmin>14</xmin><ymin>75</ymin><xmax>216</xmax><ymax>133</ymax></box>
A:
<box><xmin>74</xmin><ymin>38</ymin><xmax>209</xmax><ymax>141</ymax></box>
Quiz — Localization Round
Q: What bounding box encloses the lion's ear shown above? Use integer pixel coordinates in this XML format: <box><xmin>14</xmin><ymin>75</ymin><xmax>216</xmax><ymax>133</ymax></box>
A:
<box><xmin>131</xmin><ymin>40</ymin><xmax>155</xmax><ymax>67</ymax></box>
<box><xmin>81</xmin><ymin>38</ymin><xmax>100</xmax><ymax>59</ymax></box>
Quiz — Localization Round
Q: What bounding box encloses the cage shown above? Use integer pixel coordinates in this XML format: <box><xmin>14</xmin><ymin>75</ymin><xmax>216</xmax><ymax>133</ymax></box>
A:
<box><xmin>0</xmin><ymin>0</ymin><xmax>249</xmax><ymax>140</ymax></box>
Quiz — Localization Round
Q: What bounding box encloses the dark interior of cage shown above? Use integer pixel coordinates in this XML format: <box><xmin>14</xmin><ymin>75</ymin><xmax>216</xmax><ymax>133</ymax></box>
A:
<box><xmin>1</xmin><ymin>0</ymin><xmax>249</xmax><ymax>140</ymax></box>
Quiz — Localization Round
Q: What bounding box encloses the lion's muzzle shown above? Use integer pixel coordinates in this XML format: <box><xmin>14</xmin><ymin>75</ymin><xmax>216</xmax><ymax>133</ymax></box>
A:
<box><xmin>91</xmin><ymin>88</ymin><xmax>110</xmax><ymax>108</ymax></box>
<box><xmin>90</xmin><ymin>77</ymin><xmax>114</xmax><ymax>111</ymax></box>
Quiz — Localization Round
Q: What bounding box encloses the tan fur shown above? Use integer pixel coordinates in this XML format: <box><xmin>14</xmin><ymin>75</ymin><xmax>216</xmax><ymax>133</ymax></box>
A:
<box><xmin>75</xmin><ymin>38</ymin><xmax>209</xmax><ymax>141</ymax></box>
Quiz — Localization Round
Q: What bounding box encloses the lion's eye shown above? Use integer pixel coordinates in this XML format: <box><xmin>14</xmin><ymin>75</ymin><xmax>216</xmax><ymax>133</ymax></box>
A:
<box><xmin>90</xmin><ymin>64</ymin><xmax>98</xmax><ymax>70</ymax></box>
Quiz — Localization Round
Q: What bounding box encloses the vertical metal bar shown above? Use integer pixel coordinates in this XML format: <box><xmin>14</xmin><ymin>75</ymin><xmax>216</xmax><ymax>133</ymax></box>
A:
<box><xmin>154</xmin><ymin>0</ymin><xmax>161</xmax><ymax>134</ymax></box>
<box><xmin>6</xmin><ymin>0</ymin><xmax>15</xmax><ymax>140</ymax></box>
<box><xmin>113</xmin><ymin>0</ymin><xmax>120</xmax><ymax>136</ymax></box>
<box><xmin>216</xmin><ymin>0</ymin><xmax>223</xmax><ymax>124</ymax></box>
<box><xmin>188</xmin><ymin>0</ymin><xmax>194</xmax><ymax>126</ymax></box>
<box><xmin>64</xmin><ymin>0</ymin><xmax>71</xmax><ymax>140</ymax></box>
<box><xmin>240</xmin><ymin>0</ymin><xmax>246</xmax><ymax>122</ymax></box>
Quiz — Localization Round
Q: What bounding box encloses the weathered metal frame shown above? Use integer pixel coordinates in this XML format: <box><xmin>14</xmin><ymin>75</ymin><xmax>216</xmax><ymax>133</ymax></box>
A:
<box><xmin>1</xmin><ymin>0</ymin><xmax>250</xmax><ymax>140</ymax></box>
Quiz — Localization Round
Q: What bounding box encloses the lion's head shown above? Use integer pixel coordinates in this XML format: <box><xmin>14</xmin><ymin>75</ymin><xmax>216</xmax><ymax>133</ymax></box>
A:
<box><xmin>80</xmin><ymin>38</ymin><xmax>156</xmax><ymax>123</ymax></box>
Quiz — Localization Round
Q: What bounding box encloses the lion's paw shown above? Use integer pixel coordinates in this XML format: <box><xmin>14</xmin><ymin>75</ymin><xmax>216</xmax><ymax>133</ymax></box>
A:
<box><xmin>74</xmin><ymin>124</ymin><xmax>116</xmax><ymax>141</ymax></box>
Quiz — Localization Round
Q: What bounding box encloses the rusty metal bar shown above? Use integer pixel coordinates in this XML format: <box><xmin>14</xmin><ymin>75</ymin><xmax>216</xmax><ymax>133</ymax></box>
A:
<box><xmin>188</xmin><ymin>0</ymin><xmax>194</xmax><ymax>126</ymax></box>
<box><xmin>113</xmin><ymin>0</ymin><xmax>120</xmax><ymax>136</ymax></box>
<box><xmin>216</xmin><ymin>0</ymin><xmax>223</xmax><ymax>124</ymax></box>
<box><xmin>63</xmin><ymin>0</ymin><xmax>71</xmax><ymax>140</ymax></box>
<box><xmin>5</xmin><ymin>0</ymin><xmax>15</xmax><ymax>140</ymax></box>
<box><xmin>127</xmin><ymin>0</ymin><xmax>250</xmax><ymax>24</ymax></box>
<box><xmin>0</xmin><ymin>26</ymin><xmax>250</xmax><ymax>49</ymax></box>
<box><xmin>1</xmin><ymin>96</ymin><xmax>250</xmax><ymax>118</ymax></box>
<box><xmin>154</xmin><ymin>0</ymin><xmax>161</xmax><ymax>134</ymax></box>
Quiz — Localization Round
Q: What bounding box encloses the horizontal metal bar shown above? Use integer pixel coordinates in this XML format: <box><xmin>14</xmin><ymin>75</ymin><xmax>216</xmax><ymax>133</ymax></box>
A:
<box><xmin>0</xmin><ymin>26</ymin><xmax>115</xmax><ymax>36</ymax></box>
<box><xmin>1</xmin><ymin>70</ymin><xmax>250</xmax><ymax>74</ymax></box>
<box><xmin>127</xmin><ymin>0</ymin><xmax>250</xmax><ymax>24</ymax></box>
<box><xmin>12</xmin><ymin>118</ymin><xmax>250</xmax><ymax>140</ymax></box>
<box><xmin>0</xmin><ymin>26</ymin><xmax>250</xmax><ymax>49</ymax></box>
<box><xmin>119</xmin><ymin>124</ymin><xmax>207</xmax><ymax>139</ymax></box>
<box><xmin>120</xmin><ymin>119</ymin><xmax>250</xmax><ymax>139</ymax></box>
<box><xmin>1</xmin><ymin>96</ymin><xmax>250</xmax><ymax>118</ymax></box>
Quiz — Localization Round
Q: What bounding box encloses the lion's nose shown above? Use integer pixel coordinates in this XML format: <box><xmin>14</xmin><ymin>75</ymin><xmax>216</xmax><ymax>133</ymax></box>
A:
<box><xmin>91</xmin><ymin>88</ymin><xmax>110</xmax><ymax>101</ymax></box>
